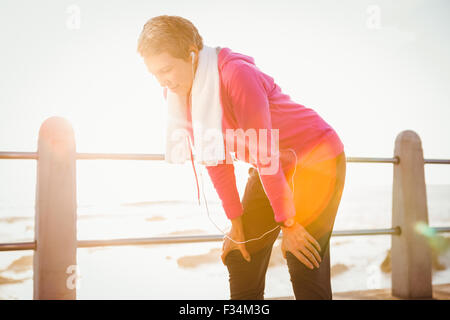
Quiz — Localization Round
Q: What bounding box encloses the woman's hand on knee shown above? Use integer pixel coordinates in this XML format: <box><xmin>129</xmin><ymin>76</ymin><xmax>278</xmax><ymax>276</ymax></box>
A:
<box><xmin>221</xmin><ymin>216</ymin><xmax>251</xmax><ymax>265</ymax></box>
<box><xmin>281</xmin><ymin>222</ymin><xmax>321</xmax><ymax>269</ymax></box>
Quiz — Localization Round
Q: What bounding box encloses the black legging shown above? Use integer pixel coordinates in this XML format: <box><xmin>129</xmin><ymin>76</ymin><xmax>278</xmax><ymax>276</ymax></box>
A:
<box><xmin>224</xmin><ymin>151</ymin><xmax>346</xmax><ymax>300</ymax></box>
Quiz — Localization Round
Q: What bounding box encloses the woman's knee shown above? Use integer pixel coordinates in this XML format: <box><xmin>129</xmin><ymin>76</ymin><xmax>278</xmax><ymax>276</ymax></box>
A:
<box><xmin>285</xmin><ymin>248</ymin><xmax>332</xmax><ymax>300</ymax></box>
<box><xmin>230</xmin><ymin>287</ymin><xmax>265</xmax><ymax>300</ymax></box>
<box><xmin>225</xmin><ymin>246</ymin><xmax>272</xmax><ymax>300</ymax></box>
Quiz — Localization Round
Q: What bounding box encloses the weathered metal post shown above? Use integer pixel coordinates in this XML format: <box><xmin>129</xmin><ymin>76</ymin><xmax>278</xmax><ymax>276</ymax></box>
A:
<box><xmin>34</xmin><ymin>117</ymin><xmax>77</xmax><ymax>299</ymax></box>
<box><xmin>391</xmin><ymin>130</ymin><xmax>432</xmax><ymax>299</ymax></box>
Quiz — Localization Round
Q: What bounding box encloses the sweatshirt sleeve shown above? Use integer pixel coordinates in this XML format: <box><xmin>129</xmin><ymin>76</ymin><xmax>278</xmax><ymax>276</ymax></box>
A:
<box><xmin>226</xmin><ymin>63</ymin><xmax>296</xmax><ymax>223</ymax></box>
<box><xmin>205</xmin><ymin>151</ymin><xmax>244</xmax><ymax>220</ymax></box>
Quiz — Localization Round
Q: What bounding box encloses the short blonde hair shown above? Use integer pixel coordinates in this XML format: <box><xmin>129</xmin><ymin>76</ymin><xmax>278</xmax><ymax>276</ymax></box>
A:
<box><xmin>137</xmin><ymin>15</ymin><xmax>203</xmax><ymax>60</ymax></box>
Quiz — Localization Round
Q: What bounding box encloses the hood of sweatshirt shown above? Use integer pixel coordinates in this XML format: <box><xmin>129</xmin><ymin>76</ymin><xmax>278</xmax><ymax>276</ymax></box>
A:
<box><xmin>218</xmin><ymin>47</ymin><xmax>256</xmax><ymax>71</ymax></box>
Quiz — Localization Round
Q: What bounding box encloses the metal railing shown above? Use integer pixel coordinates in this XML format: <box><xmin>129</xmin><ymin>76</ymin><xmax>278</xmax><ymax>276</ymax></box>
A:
<box><xmin>3</xmin><ymin>151</ymin><xmax>450</xmax><ymax>164</ymax></box>
<box><xmin>0</xmin><ymin>117</ymin><xmax>449</xmax><ymax>299</ymax></box>
<box><xmin>2</xmin><ymin>226</ymin><xmax>450</xmax><ymax>252</ymax></box>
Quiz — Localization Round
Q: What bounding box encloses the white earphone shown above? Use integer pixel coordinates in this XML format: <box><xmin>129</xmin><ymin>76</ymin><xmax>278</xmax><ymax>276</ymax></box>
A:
<box><xmin>190</xmin><ymin>51</ymin><xmax>196</xmax><ymax>83</ymax></box>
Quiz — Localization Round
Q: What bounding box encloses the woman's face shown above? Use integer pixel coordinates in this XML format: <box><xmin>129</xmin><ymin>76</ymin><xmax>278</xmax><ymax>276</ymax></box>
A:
<box><xmin>143</xmin><ymin>50</ymin><xmax>196</xmax><ymax>96</ymax></box>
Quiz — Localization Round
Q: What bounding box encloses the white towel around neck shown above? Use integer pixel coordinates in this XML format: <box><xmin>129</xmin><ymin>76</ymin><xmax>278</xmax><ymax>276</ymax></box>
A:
<box><xmin>165</xmin><ymin>45</ymin><xmax>226</xmax><ymax>166</ymax></box>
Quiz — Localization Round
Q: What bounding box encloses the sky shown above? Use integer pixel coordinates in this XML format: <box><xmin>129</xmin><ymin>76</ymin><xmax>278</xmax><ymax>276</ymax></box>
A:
<box><xmin>0</xmin><ymin>0</ymin><xmax>450</xmax><ymax>202</ymax></box>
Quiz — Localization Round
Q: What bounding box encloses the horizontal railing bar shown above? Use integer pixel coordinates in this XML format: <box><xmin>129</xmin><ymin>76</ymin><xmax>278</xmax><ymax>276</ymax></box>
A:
<box><xmin>433</xmin><ymin>227</ymin><xmax>450</xmax><ymax>233</ymax></box>
<box><xmin>78</xmin><ymin>235</ymin><xmax>223</xmax><ymax>248</ymax></box>
<box><xmin>3</xmin><ymin>226</ymin><xmax>450</xmax><ymax>252</ymax></box>
<box><xmin>0</xmin><ymin>152</ymin><xmax>37</xmax><ymax>160</ymax></box>
<box><xmin>1</xmin><ymin>151</ymin><xmax>449</xmax><ymax>164</ymax></box>
<box><xmin>5</xmin><ymin>225</ymin><xmax>450</xmax><ymax>252</ymax></box>
<box><xmin>346</xmin><ymin>157</ymin><xmax>399</xmax><ymax>164</ymax></box>
<box><xmin>424</xmin><ymin>159</ymin><xmax>450</xmax><ymax>164</ymax></box>
<box><xmin>76</xmin><ymin>153</ymin><xmax>165</xmax><ymax>161</ymax></box>
<box><xmin>76</xmin><ymin>228</ymin><xmax>403</xmax><ymax>248</ymax></box>
<box><xmin>0</xmin><ymin>227</ymin><xmax>408</xmax><ymax>251</ymax></box>
<box><xmin>0</xmin><ymin>241</ymin><xmax>36</xmax><ymax>251</ymax></box>
<box><xmin>332</xmin><ymin>227</ymin><xmax>402</xmax><ymax>236</ymax></box>
<box><xmin>77</xmin><ymin>155</ymin><xmax>401</xmax><ymax>163</ymax></box>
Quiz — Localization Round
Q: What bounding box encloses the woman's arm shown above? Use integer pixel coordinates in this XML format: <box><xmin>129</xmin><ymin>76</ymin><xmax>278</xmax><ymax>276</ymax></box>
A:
<box><xmin>206</xmin><ymin>157</ymin><xmax>252</xmax><ymax>263</ymax></box>
<box><xmin>226</xmin><ymin>62</ymin><xmax>296</xmax><ymax>223</ymax></box>
<box><xmin>205</xmin><ymin>158</ymin><xmax>244</xmax><ymax>220</ymax></box>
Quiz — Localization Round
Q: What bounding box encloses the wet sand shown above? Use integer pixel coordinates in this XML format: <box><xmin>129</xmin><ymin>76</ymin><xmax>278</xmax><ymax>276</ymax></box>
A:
<box><xmin>0</xmin><ymin>255</ymin><xmax>33</xmax><ymax>286</ymax></box>
<box><xmin>2</xmin><ymin>255</ymin><xmax>33</xmax><ymax>273</ymax></box>
<box><xmin>168</xmin><ymin>229</ymin><xmax>207</xmax><ymax>236</ymax></box>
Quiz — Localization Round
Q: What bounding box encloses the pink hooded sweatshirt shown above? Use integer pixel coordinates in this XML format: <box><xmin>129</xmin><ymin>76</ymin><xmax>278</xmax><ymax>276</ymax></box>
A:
<box><xmin>165</xmin><ymin>47</ymin><xmax>344</xmax><ymax>223</ymax></box>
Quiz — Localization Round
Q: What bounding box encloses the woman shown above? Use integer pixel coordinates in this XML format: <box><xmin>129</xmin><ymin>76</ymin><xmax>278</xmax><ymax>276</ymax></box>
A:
<box><xmin>137</xmin><ymin>15</ymin><xmax>346</xmax><ymax>300</ymax></box>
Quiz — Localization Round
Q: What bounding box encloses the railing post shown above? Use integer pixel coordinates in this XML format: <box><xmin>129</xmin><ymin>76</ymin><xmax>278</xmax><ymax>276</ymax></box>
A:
<box><xmin>34</xmin><ymin>117</ymin><xmax>77</xmax><ymax>299</ymax></box>
<box><xmin>391</xmin><ymin>130</ymin><xmax>432</xmax><ymax>299</ymax></box>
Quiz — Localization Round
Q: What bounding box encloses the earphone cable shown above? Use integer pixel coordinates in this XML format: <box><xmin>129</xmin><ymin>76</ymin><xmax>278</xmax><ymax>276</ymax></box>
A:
<box><xmin>195</xmin><ymin>149</ymin><xmax>298</xmax><ymax>245</ymax></box>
